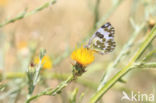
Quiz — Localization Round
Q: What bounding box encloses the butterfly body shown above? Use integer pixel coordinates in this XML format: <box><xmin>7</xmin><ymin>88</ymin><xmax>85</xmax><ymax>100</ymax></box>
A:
<box><xmin>85</xmin><ymin>22</ymin><xmax>116</xmax><ymax>55</ymax></box>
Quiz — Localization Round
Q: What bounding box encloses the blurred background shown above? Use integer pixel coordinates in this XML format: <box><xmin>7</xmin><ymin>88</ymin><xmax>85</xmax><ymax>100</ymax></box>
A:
<box><xmin>0</xmin><ymin>0</ymin><xmax>156</xmax><ymax>103</ymax></box>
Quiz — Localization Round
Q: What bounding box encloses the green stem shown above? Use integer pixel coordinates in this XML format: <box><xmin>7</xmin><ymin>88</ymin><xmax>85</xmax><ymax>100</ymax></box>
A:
<box><xmin>27</xmin><ymin>49</ymin><xmax>46</xmax><ymax>97</ymax></box>
<box><xmin>0</xmin><ymin>0</ymin><xmax>56</xmax><ymax>28</ymax></box>
<box><xmin>142</xmin><ymin>49</ymin><xmax>156</xmax><ymax>61</ymax></box>
<box><xmin>26</xmin><ymin>75</ymin><xmax>74</xmax><ymax>103</ymax></box>
<box><xmin>69</xmin><ymin>88</ymin><xmax>78</xmax><ymax>103</ymax></box>
<box><xmin>4</xmin><ymin>72</ymin><xmax>97</xmax><ymax>89</ymax></box>
<box><xmin>89</xmin><ymin>25</ymin><xmax>156</xmax><ymax>103</ymax></box>
<box><xmin>132</xmin><ymin>62</ymin><xmax>156</xmax><ymax>69</ymax></box>
<box><xmin>93</xmin><ymin>0</ymin><xmax>100</xmax><ymax>29</ymax></box>
<box><xmin>96</xmin><ymin>0</ymin><xmax>124</xmax><ymax>27</ymax></box>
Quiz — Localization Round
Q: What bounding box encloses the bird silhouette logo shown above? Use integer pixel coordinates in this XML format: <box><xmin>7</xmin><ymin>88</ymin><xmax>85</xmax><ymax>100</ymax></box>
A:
<box><xmin>121</xmin><ymin>91</ymin><xmax>131</xmax><ymax>101</ymax></box>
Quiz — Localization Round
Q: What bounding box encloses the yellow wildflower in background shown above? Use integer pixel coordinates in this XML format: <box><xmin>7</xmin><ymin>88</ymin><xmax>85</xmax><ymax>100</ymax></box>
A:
<box><xmin>17</xmin><ymin>41</ymin><xmax>29</xmax><ymax>56</ymax></box>
<box><xmin>17</xmin><ymin>41</ymin><xmax>27</xmax><ymax>49</ymax></box>
<box><xmin>71</xmin><ymin>47</ymin><xmax>95</xmax><ymax>66</ymax></box>
<box><xmin>34</xmin><ymin>56</ymin><xmax>52</xmax><ymax>69</ymax></box>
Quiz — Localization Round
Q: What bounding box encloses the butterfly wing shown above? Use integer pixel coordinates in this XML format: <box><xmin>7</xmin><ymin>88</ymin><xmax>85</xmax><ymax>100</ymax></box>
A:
<box><xmin>86</xmin><ymin>22</ymin><xmax>116</xmax><ymax>54</ymax></box>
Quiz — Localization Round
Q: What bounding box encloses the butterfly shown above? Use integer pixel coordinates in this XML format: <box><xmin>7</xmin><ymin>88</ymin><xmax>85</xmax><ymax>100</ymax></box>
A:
<box><xmin>85</xmin><ymin>22</ymin><xmax>116</xmax><ymax>55</ymax></box>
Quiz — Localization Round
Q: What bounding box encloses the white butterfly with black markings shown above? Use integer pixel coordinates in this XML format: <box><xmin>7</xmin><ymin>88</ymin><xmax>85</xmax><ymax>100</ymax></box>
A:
<box><xmin>85</xmin><ymin>22</ymin><xmax>116</xmax><ymax>55</ymax></box>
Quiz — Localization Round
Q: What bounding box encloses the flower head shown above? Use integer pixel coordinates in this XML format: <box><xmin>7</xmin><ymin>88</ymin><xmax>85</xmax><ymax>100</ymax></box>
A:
<box><xmin>34</xmin><ymin>55</ymin><xmax>52</xmax><ymax>69</ymax></box>
<box><xmin>17</xmin><ymin>41</ymin><xmax>30</xmax><ymax>56</ymax></box>
<box><xmin>71</xmin><ymin>47</ymin><xmax>95</xmax><ymax>66</ymax></box>
<box><xmin>17</xmin><ymin>41</ymin><xmax>27</xmax><ymax>49</ymax></box>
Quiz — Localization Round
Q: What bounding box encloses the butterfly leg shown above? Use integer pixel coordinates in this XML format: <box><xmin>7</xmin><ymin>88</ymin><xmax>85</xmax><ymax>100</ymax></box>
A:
<box><xmin>98</xmin><ymin>51</ymin><xmax>105</xmax><ymax>55</ymax></box>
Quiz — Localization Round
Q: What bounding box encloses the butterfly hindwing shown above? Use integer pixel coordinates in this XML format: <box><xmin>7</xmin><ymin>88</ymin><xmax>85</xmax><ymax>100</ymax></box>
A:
<box><xmin>86</xmin><ymin>22</ymin><xmax>116</xmax><ymax>55</ymax></box>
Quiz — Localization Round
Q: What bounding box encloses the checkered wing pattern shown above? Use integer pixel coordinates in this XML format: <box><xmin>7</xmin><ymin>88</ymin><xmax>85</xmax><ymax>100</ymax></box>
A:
<box><xmin>86</xmin><ymin>22</ymin><xmax>116</xmax><ymax>55</ymax></box>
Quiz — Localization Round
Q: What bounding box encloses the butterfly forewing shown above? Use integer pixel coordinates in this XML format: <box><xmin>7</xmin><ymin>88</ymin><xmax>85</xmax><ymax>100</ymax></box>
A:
<box><xmin>86</xmin><ymin>22</ymin><xmax>116</xmax><ymax>55</ymax></box>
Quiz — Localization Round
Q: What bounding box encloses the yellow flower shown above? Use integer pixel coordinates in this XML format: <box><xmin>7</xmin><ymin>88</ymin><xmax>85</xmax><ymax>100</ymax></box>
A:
<box><xmin>34</xmin><ymin>55</ymin><xmax>52</xmax><ymax>69</ymax></box>
<box><xmin>71</xmin><ymin>47</ymin><xmax>95</xmax><ymax>66</ymax></box>
<box><xmin>17</xmin><ymin>41</ymin><xmax>30</xmax><ymax>56</ymax></box>
<box><xmin>17</xmin><ymin>41</ymin><xmax>27</xmax><ymax>49</ymax></box>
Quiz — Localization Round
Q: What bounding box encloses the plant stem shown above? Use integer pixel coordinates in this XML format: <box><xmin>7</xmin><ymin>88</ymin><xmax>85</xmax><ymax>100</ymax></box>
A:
<box><xmin>93</xmin><ymin>0</ymin><xmax>100</xmax><ymax>29</ymax></box>
<box><xmin>89</xmin><ymin>24</ymin><xmax>156</xmax><ymax>103</ymax></box>
<box><xmin>69</xmin><ymin>88</ymin><xmax>78</xmax><ymax>103</ymax></box>
<box><xmin>96</xmin><ymin>0</ymin><xmax>124</xmax><ymax>28</ymax></box>
<box><xmin>26</xmin><ymin>75</ymin><xmax>74</xmax><ymax>103</ymax></box>
<box><xmin>27</xmin><ymin>49</ymin><xmax>46</xmax><ymax>97</ymax></box>
<box><xmin>132</xmin><ymin>62</ymin><xmax>156</xmax><ymax>69</ymax></box>
<box><xmin>5</xmin><ymin>72</ymin><xmax>98</xmax><ymax>90</ymax></box>
<box><xmin>0</xmin><ymin>0</ymin><xmax>56</xmax><ymax>28</ymax></box>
